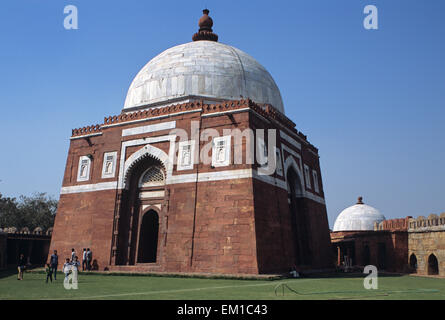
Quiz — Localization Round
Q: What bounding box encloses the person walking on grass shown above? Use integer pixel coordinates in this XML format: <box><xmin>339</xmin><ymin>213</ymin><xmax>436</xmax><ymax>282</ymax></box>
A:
<box><xmin>17</xmin><ymin>253</ymin><xmax>25</xmax><ymax>280</ymax></box>
<box><xmin>71</xmin><ymin>256</ymin><xmax>80</xmax><ymax>285</ymax></box>
<box><xmin>63</xmin><ymin>258</ymin><xmax>71</xmax><ymax>281</ymax></box>
<box><xmin>71</xmin><ymin>248</ymin><xmax>76</xmax><ymax>262</ymax></box>
<box><xmin>45</xmin><ymin>263</ymin><xmax>53</xmax><ymax>283</ymax></box>
<box><xmin>82</xmin><ymin>248</ymin><xmax>87</xmax><ymax>271</ymax></box>
<box><xmin>50</xmin><ymin>250</ymin><xmax>58</xmax><ymax>280</ymax></box>
<box><xmin>86</xmin><ymin>248</ymin><xmax>92</xmax><ymax>271</ymax></box>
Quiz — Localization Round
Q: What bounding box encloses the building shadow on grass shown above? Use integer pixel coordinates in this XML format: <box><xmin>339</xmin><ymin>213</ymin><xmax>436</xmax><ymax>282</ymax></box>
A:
<box><xmin>0</xmin><ymin>267</ymin><xmax>18</xmax><ymax>279</ymax></box>
<box><xmin>0</xmin><ymin>265</ymin><xmax>47</xmax><ymax>279</ymax></box>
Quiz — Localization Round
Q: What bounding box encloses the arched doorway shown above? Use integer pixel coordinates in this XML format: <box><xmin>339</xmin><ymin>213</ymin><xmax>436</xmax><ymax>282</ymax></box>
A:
<box><xmin>287</xmin><ymin>166</ymin><xmax>311</xmax><ymax>266</ymax></box>
<box><xmin>409</xmin><ymin>254</ymin><xmax>417</xmax><ymax>273</ymax></box>
<box><xmin>137</xmin><ymin>210</ymin><xmax>159</xmax><ymax>263</ymax></box>
<box><xmin>428</xmin><ymin>254</ymin><xmax>439</xmax><ymax>275</ymax></box>
<box><xmin>115</xmin><ymin>155</ymin><xmax>166</xmax><ymax>265</ymax></box>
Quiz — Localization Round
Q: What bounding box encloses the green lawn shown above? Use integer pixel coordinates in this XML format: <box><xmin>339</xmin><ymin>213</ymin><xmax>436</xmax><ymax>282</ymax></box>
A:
<box><xmin>0</xmin><ymin>270</ymin><xmax>444</xmax><ymax>300</ymax></box>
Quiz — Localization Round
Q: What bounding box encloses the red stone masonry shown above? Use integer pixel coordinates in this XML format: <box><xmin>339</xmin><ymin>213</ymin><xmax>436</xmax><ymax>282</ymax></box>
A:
<box><xmin>51</xmin><ymin>98</ymin><xmax>332</xmax><ymax>274</ymax></box>
<box><xmin>378</xmin><ymin>217</ymin><xmax>411</xmax><ymax>232</ymax></box>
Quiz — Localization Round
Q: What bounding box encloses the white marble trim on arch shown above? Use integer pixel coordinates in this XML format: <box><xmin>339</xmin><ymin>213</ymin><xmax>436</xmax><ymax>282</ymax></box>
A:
<box><xmin>117</xmin><ymin>135</ymin><xmax>176</xmax><ymax>190</ymax></box>
<box><xmin>283</xmin><ymin>153</ymin><xmax>305</xmax><ymax>196</ymax></box>
<box><xmin>282</xmin><ymin>145</ymin><xmax>325</xmax><ymax>204</ymax></box>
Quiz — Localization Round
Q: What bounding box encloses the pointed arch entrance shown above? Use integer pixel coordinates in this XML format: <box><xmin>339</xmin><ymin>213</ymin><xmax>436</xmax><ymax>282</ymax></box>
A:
<box><xmin>428</xmin><ymin>254</ymin><xmax>439</xmax><ymax>275</ymax></box>
<box><xmin>286</xmin><ymin>164</ymin><xmax>312</xmax><ymax>266</ymax></box>
<box><xmin>137</xmin><ymin>209</ymin><xmax>159</xmax><ymax>263</ymax></box>
<box><xmin>115</xmin><ymin>153</ymin><xmax>166</xmax><ymax>266</ymax></box>
<box><xmin>409</xmin><ymin>253</ymin><xmax>417</xmax><ymax>273</ymax></box>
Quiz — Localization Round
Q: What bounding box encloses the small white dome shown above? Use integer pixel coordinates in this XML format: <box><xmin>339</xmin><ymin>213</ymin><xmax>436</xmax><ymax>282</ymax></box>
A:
<box><xmin>333</xmin><ymin>197</ymin><xmax>386</xmax><ymax>232</ymax></box>
<box><xmin>123</xmin><ymin>40</ymin><xmax>284</xmax><ymax>113</ymax></box>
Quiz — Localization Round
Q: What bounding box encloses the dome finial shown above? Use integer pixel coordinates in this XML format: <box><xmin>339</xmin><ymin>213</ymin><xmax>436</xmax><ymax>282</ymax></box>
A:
<box><xmin>357</xmin><ymin>196</ymin><xmax>364</xmax><ymax>204</ymax></box>
<box><xmin>192</xmin><ymin>9</ymin><xmax>218</xmax><ymax>42</ymax></box>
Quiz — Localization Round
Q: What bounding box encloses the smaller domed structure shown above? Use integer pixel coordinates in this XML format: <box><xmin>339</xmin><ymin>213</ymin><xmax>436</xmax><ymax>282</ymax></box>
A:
<box><xmin>333</xmin><ymin>197</ymin><xmax>386</xmax><ymax>232</ymax></box>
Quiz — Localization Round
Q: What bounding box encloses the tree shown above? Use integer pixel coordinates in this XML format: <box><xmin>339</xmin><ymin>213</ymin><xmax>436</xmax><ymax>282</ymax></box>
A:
<box><xmin>0</xmin><ymin>194</ymin><xmax>19</xmax><ymax>228</ymax></box>
<box><xmin>0</xmin><ymin>193</ymin><xmax>57</xmax><ymax>231</ymax></box>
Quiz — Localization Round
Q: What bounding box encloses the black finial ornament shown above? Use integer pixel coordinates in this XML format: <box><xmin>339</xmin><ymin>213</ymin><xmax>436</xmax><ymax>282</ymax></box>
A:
<box><xmin>357</xmin><ymin>196</ymin><xmax>364</xmax><ymax>204</ymax></box>
<box><xmin>192</xmin><ymin>9</ymin><xmax>218</xmax><ymax>42</ymax></box>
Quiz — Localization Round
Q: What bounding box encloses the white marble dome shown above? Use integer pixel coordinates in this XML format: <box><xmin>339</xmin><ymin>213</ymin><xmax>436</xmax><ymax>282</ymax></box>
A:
<box><xmin>333</xmin><ymin>197</ymin><xmax>386</xmax><ymax>232</ymax></box>
<box><xmin>123</xmin><ymin>40</ymin><xmax>284</xmax><ymax>113</ymax></box>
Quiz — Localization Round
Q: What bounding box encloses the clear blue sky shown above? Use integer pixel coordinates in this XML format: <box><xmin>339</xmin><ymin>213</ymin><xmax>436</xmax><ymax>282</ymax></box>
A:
<box><xmin>1</xmin><ymin>0</ymin><xmax>444</xmax><ymax>227</ymax></box>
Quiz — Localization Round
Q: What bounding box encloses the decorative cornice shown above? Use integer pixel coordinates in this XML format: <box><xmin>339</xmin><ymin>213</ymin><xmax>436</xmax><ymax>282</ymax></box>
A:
<box><xmin>105</xmin><ymin>101</ymin><xmax>203</xmax><ymax>127</ymax></box>
<box><xmin>71</xmin><ymin>124</ymin><xmax>102</xmax><ymax>138</ymax></box>
<box><xmin>70</xmin><ymin>98</ymin><xmax>311</xmax><ymax>146</ymax></box>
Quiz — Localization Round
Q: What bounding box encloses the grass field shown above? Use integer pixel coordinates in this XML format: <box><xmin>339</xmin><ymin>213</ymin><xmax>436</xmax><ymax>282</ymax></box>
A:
<box><xmin>0</xmin><ymin>270</ymin><xmax>444</xmax><ymax>300</ymax></box>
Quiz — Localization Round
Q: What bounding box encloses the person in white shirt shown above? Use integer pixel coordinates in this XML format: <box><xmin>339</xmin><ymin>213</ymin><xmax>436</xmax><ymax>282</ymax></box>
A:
<box><xmin>63</xmin><ymin>258</ymin><xmax>71</xmax><ymax>281</ymax></box>
<box><xmin>82</xmin><ymin>248</ymin><xmax>87</xmax><ymax>271</ymax></box>
<box><xmin>71</xmin><ymin>256</ymin><xmax>80</xmax><ymax>286</ymax></box>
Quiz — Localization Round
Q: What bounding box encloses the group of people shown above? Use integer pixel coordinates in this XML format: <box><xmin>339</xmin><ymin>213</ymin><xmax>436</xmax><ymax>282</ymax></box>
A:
<box><xmin>16</xmin><ymin>248</ymin><xmax>94</xmax><ymax>282</ymax></box>
<box><xmin>44</xmin><ymin>248</ymin><xmax>93</xmax><ymax>283</ymax></box>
